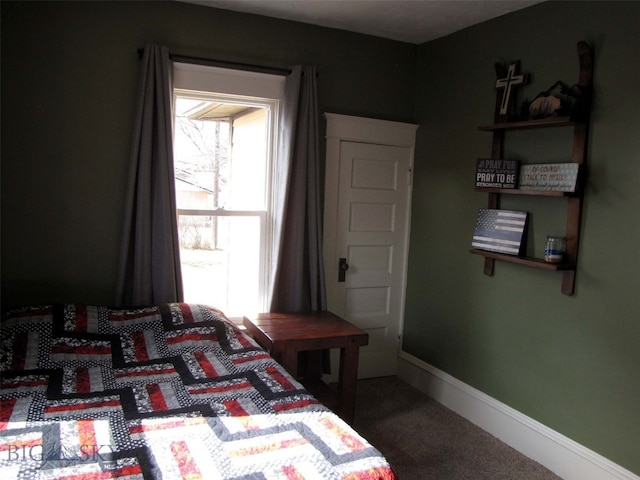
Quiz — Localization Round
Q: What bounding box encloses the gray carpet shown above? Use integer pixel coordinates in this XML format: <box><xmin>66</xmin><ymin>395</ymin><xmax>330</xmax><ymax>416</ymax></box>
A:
<box><xmin>353</xmin><ymin>376</ymin><xmax>562</xmax><ymax>480</ymax></box>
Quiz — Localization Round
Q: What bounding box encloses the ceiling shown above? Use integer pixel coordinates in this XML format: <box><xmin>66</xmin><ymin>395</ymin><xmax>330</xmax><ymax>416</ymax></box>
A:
<box><xmin>179</xmin><ymin>0</ymin><xmax>544</xmax><ymax>44</ymax></box>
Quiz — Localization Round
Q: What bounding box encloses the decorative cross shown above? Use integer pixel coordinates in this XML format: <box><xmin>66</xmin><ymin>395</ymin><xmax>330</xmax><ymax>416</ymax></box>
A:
<box><xmin>495</xmin><ymin>62</ymin><xmax>529</xmax><ymax>116</ymax></box>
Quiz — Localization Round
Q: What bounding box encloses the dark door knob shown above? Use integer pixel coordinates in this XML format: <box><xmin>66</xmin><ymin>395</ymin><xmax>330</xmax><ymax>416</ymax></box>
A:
<box><xmin>338</xmin><ymin>257</ymin><xmax>349</xmax><ymax>282</ymax></box>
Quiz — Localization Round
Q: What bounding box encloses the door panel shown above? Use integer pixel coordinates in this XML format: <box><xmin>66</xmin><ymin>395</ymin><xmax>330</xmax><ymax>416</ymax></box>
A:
<box><xmin>351</xmin><ymin>157</ymin><xmax>398</xmax><ymax>190</ymax></box>
<box><xmin>350</xmin><ymin>203</ymin><xmax>396</xmax><ymax>232</ymax></box>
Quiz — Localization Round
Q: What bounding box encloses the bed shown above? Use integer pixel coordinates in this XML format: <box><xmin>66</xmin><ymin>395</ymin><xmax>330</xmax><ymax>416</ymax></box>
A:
<box><xmin>0</xmin><ymin>303</ymin><xmax>396</xmax><ymax>479</ymax></box>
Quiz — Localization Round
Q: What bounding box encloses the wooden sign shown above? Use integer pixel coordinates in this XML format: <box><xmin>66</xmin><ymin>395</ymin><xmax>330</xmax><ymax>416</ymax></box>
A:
<box><xmin>475</xmin><ymin>159</ymin><xmax>519</xmax><ymax>189</ymax></box>
<box><xmin>519</xmin><ymin>163</ymin><xmax>579</xmax><ymax>192</ymax></box>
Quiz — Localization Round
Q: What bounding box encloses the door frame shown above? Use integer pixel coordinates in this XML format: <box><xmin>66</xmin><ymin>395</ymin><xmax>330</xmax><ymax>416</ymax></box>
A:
<box><xmin>323</xmin><ymin>113</ymin><xmax>418</xmax><ymax>375</ymax></box>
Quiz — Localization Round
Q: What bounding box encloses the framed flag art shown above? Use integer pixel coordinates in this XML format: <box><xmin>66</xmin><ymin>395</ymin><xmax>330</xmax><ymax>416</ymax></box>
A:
<box><xmin>471</xmin><ymin>208</ymin><xmax>528</xmax><ymax>256</ymax></box>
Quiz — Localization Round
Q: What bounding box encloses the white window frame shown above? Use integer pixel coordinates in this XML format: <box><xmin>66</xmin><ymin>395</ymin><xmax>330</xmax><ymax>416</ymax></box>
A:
<box><xmin>173</xmin><ymin>63</ymin><xmax>285</xmax><ymax>314</ymax></box>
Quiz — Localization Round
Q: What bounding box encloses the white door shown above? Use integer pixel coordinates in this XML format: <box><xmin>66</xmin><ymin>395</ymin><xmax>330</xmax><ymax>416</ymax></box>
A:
<box><xmin>323</xmin><ymin>114</ymin><xmax>417</xmax><ymax>379</ymax></box>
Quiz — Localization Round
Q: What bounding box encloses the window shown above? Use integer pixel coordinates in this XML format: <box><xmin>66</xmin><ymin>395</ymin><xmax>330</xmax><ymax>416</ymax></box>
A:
<box><xmin>173</xmin><ymin>63</ymin><xmax>284</xmax><ymax>317</ymax></box>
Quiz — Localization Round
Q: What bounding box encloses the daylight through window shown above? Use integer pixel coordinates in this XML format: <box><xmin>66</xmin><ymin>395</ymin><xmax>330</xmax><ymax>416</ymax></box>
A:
<box><xmin>173</xmin><ymin>72</ymin><xmax>282</xmax><ymax>316</ymax></box>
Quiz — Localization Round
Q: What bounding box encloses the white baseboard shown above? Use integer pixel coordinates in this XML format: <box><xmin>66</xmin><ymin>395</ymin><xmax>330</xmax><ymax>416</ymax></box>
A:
<box><xmin>397</xmin><ymin>351</ymin><xmax>639</xmax><ymax>480</ymax></box>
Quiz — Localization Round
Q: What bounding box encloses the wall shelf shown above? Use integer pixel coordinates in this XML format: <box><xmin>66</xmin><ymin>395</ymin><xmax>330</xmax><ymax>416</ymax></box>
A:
<box><xmin>474</xmin><ymin>187</ymin><xmax>578</xmax><ymax>197</ymax></box>
<box><xmin>472</xmin><ymin>41</ymin><xmax>592</xmax><ymax>295</ymax></box>
<box><xmin>470</xmin><ymin>249</ymin><xmax>576</xmax><ymax>271</ymax></box>
<box><xmin>478</xmin><ymin>116</ymin><xmax>584</xmax><ymax>131</ymax></box>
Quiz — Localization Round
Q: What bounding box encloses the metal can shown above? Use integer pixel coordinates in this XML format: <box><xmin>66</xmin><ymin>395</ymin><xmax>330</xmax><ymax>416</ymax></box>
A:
<box><xmin>544</xmin><ymin>236</ymin><xmax>566</xmax><ymax>263</ymax></box>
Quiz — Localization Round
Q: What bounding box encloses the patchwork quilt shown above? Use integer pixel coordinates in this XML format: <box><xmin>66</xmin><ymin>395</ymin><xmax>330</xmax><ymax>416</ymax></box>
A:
<box><xmin>1</xmin><ymin>303</ymin><xmax>396</xmax><ymax>479</ymax></box>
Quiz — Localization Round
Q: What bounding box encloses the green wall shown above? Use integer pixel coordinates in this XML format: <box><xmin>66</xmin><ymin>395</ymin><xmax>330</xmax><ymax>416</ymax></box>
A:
<box><xmin>405</xmin><ymin>1</ymin><xmax>640</xmax><ymax>474</ymax></box>
<box><xmin>1</xmin><ymin>1</ymin><xmax>415</xmax><ymax>307</ymax></box>
<box><xmin>2</xmin><ymin>0</ymin><xmax>639</xmax><ymax>476</ymax></box>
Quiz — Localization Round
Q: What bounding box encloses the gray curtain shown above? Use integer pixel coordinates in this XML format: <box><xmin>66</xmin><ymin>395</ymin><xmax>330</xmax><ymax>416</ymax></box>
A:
<box><xmin>115</xmin><ymin>44</ymin><xmax>183</xmax><ymax>306</ymax></box>
<box><xmin>269</xmin><ymin>66</ymin><xmax>327</xmax><ymax>312</ymax></box>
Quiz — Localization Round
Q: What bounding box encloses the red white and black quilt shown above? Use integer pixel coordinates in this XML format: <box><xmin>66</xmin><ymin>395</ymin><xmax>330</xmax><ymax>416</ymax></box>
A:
<box><xmin>1</xmin><ymin>303</ymin><xmax>395</xmax><ymax>479</ymax></box>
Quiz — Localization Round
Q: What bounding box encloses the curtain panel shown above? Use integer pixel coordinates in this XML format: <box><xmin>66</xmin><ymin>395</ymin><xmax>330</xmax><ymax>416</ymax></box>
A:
<box><xmin>115</xmin><ymin>45</ymin><xmax>183</xmax><ymax>306</ymax></box>
<box><xmin>269</xmin><ymin>66</ymin><xmax>327</xmax><ymax>313</ymax></box>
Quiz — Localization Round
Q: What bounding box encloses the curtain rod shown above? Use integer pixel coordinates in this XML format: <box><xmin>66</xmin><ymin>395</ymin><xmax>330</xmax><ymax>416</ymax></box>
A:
<box><xmin>137</xmin><ymin>48</ymin><xmax>292</xmax><ymax>76</ymax></box>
